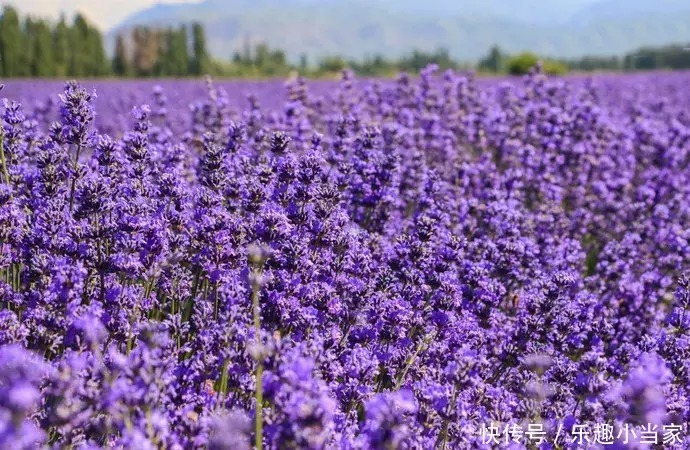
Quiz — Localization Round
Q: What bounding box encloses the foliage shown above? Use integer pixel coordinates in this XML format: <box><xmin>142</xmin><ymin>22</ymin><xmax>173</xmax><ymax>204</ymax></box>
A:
<box><xmin>477</xmin><ymin>45</ymin><xmax>506</xmax><ymax>73</ymax></box>
<box><xmin>505</xmin><ymin>52</ymin><xmax>568</xmax><ymax>76</ymax></box>
<box><xmin>112</xmin><ymin>34</ymin><xmax>130</xmax><ymax>77</ymax></box>
<box><xmin>560</xmin><ymin>55</ymin><xmax>622</xmax><ymax>72</ymax></box>
<box><xmin>624</xmin><ymin>44</ymin><xmax>690</xmax><ymax>71</ymax></box>
<box><xmin>189</xmin><ymin>22</ymin><xmax>210</xmax><ymax>76</ymax></box>
<box><xmin>0</xmin><ymin>6</ymin><xmax>23</xmax><ymax>77</ymax></box>
<box><xmin>0</xmin><ymin>7</ymin><xmax>107</xmax><ymax>78</ymax></box>
<box><xmin>506</xmin><ymin>52</ymin><xmax>539</xmax><ymax>75</ymax></box>
<box><xmin>541</xmin><ymin>59</ymin><xmax>568</xmax><ymax>76</ymax></box>
<box><xmin>230</xmin><ymin>43</ymin><xmax>292</xmax><ymax>77</ymax></box>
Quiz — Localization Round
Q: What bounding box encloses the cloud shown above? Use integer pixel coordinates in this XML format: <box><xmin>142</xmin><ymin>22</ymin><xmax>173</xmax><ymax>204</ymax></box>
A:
<box><xmin>5</xmin><ymin>0</ymin><xmax>201</xmax><ymax>30</ymax></box>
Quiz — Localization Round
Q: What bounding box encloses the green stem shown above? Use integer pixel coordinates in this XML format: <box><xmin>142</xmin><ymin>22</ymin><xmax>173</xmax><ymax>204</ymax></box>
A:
<box><xmin>255</xmin><ymin>359</ymin><xmax>264</xmax><ymax>450</ymax></box>
<box><xmin>145</xmin><ymin>407</ymin><xmax>156</xmax><ymax>443</ymax></box>
<box><xmin>393</xmin><ymin>331</ymin><xmax>436</xmax><ymax>390</ymax></box>
<box><xmin>183</xmin><ymin>268</ymin><xmax>202</xmax><ymax>323</ymax></box>
<box><xmin>216</xmin><ymin>358</ymin><xmax>230</xmax><ymax>400</ymax></box>
<box><xmin>14</xmin><ymin>263</ymin><xmax>21</xmax><ymax>292</ymax></box>
<box><xmin>95</xmin><ymin>216</ymin><xmax>106</xmax><ymax>303</ymax></box>
<box><xmin>202</xmin><ymin>278</ymin><xmax>210</xmax><ymax>303</ymax></box>
<box><xmin>0</xmin><ymin>135</ymin><xmax>9</xmax><ymax>185</ymax></box>
<box><xmin>251</xmin><ymin>267</ymin><xmax>264</xmax><ymax>450</ymax></box>
<box><xmin>213</xmin><ymin>282</ymin><xmax>219</xmax><ymax>320</ymax></box>
<box><xmin>437</xmin><ymin>385</ymin><xmax>458</xmax><ymax>450</ymax></box>
<box><xmin>68</xmin><ymin>144</ymin><xmax>82</xmax><ymax>213</ymax></box>
<box><xmin>0</xmin><ymin>134</ymin><xmax>10</xmax><ymax>184</ymax></box>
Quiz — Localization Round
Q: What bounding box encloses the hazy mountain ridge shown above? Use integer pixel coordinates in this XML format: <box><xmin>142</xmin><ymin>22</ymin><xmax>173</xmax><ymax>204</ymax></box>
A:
<box><xmin>568</xmin><ymin>0</ymin><xmax>690</xmax><ymax>25</ymax></box>
<box><xmin>110</xmin><ymin>0</ymin><xmax>690</xmax><ymax>62</ymax></box>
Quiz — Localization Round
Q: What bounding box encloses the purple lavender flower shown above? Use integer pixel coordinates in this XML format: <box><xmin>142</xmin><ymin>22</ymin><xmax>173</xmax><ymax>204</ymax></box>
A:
<box><xmin>608</xmin><ymin>352</ymin><xmax>671</xmax><ymax>426</ymax></box>
<box><xmin>0</xmin><ymin>69</ymin><xmax>688</xmax><ymax>449</ymax></box>
<box><xmin>208</xmin><ymin>410</ymin><xmax>251</xmax><ymax>450</ymax></box>
<box><xmin>362</xmin><ymin>390</ymin><xmax>419</xmax><ymax>449</ymax></box>
<box><xmin>0</xmin><ymin>345</ymin><xmax>49</xmax><ymax>449</ymax></box>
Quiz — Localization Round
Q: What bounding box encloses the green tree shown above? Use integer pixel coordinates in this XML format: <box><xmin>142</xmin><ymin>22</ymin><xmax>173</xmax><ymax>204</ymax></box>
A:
<box><xmin>28</xmin><ymin>18</ymin><xmax>56</xmax><ymax>77</ymax></box>
<box><xmin>399</xmin><ymin>48</ymin><xmax>455</xmax><ymax>72</ymax></box>
<box><xmin>156</xmin><ymin>28</ymin><xmax>173</xmax><ymax>76</ymax></box>
<box><xmin>0</xmin><ymin>6</ymin><xmax>23</xmax><ymax>77</ymax></box>
<box><xmin>660</xmin><ymin>44</ymin><xmax>690</xmax><ymax>69</ymax></box>
<box><xmin>562</xmin><ymin>55</ymin><xmax>621</xmax><ymax>72</ymax></box>
<box><xmin>112</xmin><ymin>33</ymin><xmax>130</xmax><ymax>76</ymax></box>
<box><xmin>69</xmin><ymin>14</ymin><xmax>90</xmax><ymax>76</ymax></box>
<box><xmin>299</xmin><ymin>53</ymin><xmax>308</xmax><ymax>72</ymax></box>
<box><xmin>507</xmin><ymin>52</ymin><xmax>567</xmax><ymax>76</ymax></box>
<box><xmin>478</xmin><ymin>45</ymin><xmax>504</xmax><ymax>73</ymax></box>
<box><xmin>53</xmin><ymin>14</ymin><xmax>71</xmax><ymax>76</ymax></box>
<box><xmin>189</xmin><ymin>22</ymin><xmax>209</xmax><ymax>75</ymax></box>
<box><xmin>318</xmin><ymin>56</ymin><xmax>347</xmax><ymax>73</ymax></box>
<box><xmin>507</xmin><ymin>52</ymin><xmax>539</xmax><ymax>75</ymax></box>
<box><xmin>542</xmin><ymin>60</ymin><xmax>568</xmax><ymax>76</ymax></box>
<box><xmin>249</xmin><ymin>43</ymin><xmax>288</xmax><ymax>76</ymax></box>
<box><xmin>159</xmin><ymin>26</ymin><xmax>189</xmax><ymax>76</ymax></box>
<box><xmin>19</xmin><ymin>17</ymin><xmax>35</xmax><ymax>77</ymax></box>
<box><xmin>87</xmin><ymin>25</ymin><xmax>109</xmax><ymax>76</ymax></box>
<box><xmin>173</xmin><ymin>26</ymin><xmax>190</xmax><ymax>76</ymax></box>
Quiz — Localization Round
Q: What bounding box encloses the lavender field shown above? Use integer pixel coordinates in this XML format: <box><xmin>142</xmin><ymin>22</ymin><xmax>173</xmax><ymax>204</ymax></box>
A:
<box><xmin>1</xmin><ymin>67</ymin><xmax>690</xmax><ymax>449</ymax></box>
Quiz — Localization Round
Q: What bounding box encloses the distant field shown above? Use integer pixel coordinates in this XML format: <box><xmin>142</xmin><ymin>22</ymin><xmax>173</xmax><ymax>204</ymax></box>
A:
<box><xmin>3</xmin><ymin>70</ymin><xmax>687</xmax><ymax>134</ymax></box>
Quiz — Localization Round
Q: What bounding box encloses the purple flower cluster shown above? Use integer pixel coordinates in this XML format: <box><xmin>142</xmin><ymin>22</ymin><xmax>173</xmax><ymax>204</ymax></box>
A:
<box><xmin>0</xmin><ymin>67</ymin><xmax>689</xmax><ymax>449</ymax></box>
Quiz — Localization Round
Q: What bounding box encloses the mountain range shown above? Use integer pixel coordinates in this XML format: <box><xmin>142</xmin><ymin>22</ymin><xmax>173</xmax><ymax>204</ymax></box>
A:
<box><xmin>109</xmin><ymin>0</ymin><xmax>690</xmax><ymax>62</ymax></box>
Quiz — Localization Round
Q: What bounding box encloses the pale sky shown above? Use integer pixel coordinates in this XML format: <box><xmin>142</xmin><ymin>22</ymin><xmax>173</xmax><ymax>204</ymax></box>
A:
<box><xmin>5</xmin><ymin>0</ymin><xmax>201</xmax><ymax>30</ymax></box>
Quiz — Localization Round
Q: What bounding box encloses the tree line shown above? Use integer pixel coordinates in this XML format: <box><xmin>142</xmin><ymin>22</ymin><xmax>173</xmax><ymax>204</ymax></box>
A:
<box><xmin>1</xmin><ymin>5</ymin><xmax>689</xmax><ymax>79</ymax></box>
<box><xmin>478</xmin><ymin>44</ymin><xmax>690</xmax><ymax>75</ymax></box>
<box><xmin>112</xmin><ymin>23</ymin><xmax>210</xmax><ymax>77</ymax></box>
<box><xmin>0</xmin><ymin>6</ymin><xmax>211</xmax><ymax>78</ymax></box>
<box><xmin>0</xmin><ymin>6</ymin><xmax>108</xmax><ymax>77</ymax></box>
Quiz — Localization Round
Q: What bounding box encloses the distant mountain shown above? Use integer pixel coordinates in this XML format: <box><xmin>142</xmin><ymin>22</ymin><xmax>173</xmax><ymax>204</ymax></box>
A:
<box><xmin>109</xmin><ymin>0</ymin><xmax>690</xmax><ymax>62</ymax></box>
<box><xmin>569</xmin><ymin>0</ymin><xmax>690</xmax><ymax>24</ymax></box>
<box><xmin>376</xmin><ymin>0</ymin><xmax>601</xmax><ymax>24</ymax></box>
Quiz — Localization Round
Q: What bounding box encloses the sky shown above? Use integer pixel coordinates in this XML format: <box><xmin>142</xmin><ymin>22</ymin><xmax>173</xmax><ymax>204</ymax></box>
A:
<box><xmin>5</xmin><ymin>0</ymin><xmax>201</xmax><ymax>30</ymax></box>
